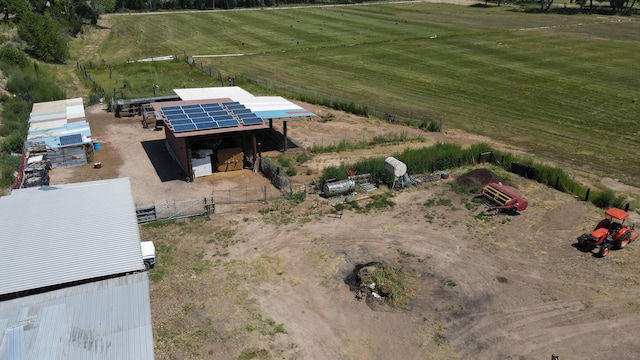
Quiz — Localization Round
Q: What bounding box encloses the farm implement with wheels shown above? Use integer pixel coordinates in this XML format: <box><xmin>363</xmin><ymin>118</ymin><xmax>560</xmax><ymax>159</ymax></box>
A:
<box><xmin>478</xmin><ymin>182</ymin><xmax>528</xmax><ymax>213</ymax></box>
<box><xmin>576</xmin><ymin>207</ymin><xmax>638</xmax><ymax>257</ymax></box>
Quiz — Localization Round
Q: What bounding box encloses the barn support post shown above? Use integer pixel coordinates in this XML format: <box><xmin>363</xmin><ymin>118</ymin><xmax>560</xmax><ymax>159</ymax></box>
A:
<box><xmin>283</xmin><ymin>121</ymin><xmax>288</xmax><ymax>152</ymax></box>
<box><xmin>252</xmin><ymin>135</ymin><xmax>258</xmax><ymax>173</ymax></box>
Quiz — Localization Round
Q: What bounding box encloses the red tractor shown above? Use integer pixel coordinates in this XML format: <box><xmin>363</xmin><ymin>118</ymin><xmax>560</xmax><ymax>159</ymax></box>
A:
<box><xmin>577</xmin><ymin>207</ymin><xmax>638</xmax><ymax>257</ymax></box>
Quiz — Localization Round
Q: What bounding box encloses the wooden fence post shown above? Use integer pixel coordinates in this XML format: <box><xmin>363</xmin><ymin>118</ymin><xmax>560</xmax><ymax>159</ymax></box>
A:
<box><xmin>585</xmin><ymin>188</ymin><xmax>590</xmax><ymax>201</ymax></box>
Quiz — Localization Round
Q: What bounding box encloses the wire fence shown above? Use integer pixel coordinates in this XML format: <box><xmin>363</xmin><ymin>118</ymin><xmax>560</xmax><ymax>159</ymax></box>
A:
<box><xmin>77</xmin><ymin>54</ymin><xmax>443</xmax><ymax>125</ymax></box>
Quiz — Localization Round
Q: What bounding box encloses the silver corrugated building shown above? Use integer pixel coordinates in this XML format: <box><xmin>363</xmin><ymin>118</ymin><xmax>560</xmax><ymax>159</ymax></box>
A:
<box><xmin>0</xmin><ymin>178</ymin><xmax>144</xmax><ymax>297</ymax></box>
<box><xmin>0</xmin><ymin>272</ymin><xmax>154</xmax><ymax>359</ymax></box>
<box><xmin>0</xmin><ymin>177</ymin><xmax>154</xmax><ymax>358</ymax></box>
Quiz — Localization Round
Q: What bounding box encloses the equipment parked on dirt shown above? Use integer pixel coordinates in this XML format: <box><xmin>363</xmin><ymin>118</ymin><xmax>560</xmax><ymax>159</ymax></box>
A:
<box><xmin>576</xmin><ymin>207</ymin><xmax>638</xmax><ymax>257</ymax></box>
<box><xmin>478</xmin><ymin>182</ymin><xmax>528</xmax><ymax>213</ymax></box>
<box><xmin>141</xmin><ymin>241</ymin><xmax>156</xmax><ymax>271</ymax></box>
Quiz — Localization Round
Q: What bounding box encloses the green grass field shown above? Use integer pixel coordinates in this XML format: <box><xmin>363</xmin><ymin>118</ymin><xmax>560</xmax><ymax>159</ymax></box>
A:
<box><xmin>77</xmin><ymin>3</ymin><xmax>640</xmax><ymax>185</ymax></box>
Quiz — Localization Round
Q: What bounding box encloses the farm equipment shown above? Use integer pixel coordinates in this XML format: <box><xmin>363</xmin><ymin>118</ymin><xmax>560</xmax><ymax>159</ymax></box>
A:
<box><xmin>479</xmin><ymin>182</ymin><xmax>528</xmax><ymax>213</ymax></box>
<box><xmin>576</xmin><ymin>207</ymin><xmax>638</xmax><ymax>257</ymax></box>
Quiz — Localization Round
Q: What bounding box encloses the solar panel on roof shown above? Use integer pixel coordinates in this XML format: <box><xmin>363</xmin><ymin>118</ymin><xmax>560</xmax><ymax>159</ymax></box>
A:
<box><xmin>195</xmin><ymin>122</ymin><xmax>219</xmax><ymax>130</ymax></box>
<box><xmin>59</xmin><ymin>133</ymin><xmax>83</xmax><ymax>146</ymax></box>
<box><xmin>213</xmin><ymin>115</ymin><xmax>234</xmax><ymax>121</ymax></box>
<box><xmin>208</xmin><ymin>111</ymin><xmax>229</xmax><ymax>117</ymax></box>
<box><xmin>191</xmin><ymin>117</ymin><xmax>214</xmax><ymax>124</ymax></box>
<box><xmin>222</xmin><ymin>101</ymin><xmax>240</xmax><ymax>106</ymax></box>
<box><xmin>227</xmin><ymin>106</ymin><xmax>246</xmax><ymax>112</ymax></box>
<box><xmin>217</xmin><ymin>119</ymin><xmax>239</xmax><ymax>128</ymax></box>
<box><xmin>166</xmin><ymin>114</ymin><xmax>189</xmax><ymax>121</ymax></box>
<box><xmin>169</xmin><ymin>119</ymin><xmax>193</xmax><ymax>126</ymax></box>
<box><xmin>241</xmin><ymin>117</ymin><xmax>264</xmax><ymax>126</ymax></box>
<box><xmin>173</xmin><ymin>123</ymin><xmax>197</xmax><ymax>132</ymax></box>
<box><xmin>182</xmin><ymin>104</ymin><xmax>202</xmax><ymax>110</ymax></box>
<box><xmin>184</xmin><ymin>108</ymin><xmax>206</xmax><ymax>114</ymax></box>
<box><xmin>162</xmin><ymin>106</ymin><xmax>182</xmax><ymax>111</ymax></box>
<box><xmin>236</xmin><ymin>112</ymin><xmax>258</xmax><ymax>119</ymax></box>
<box><xmin>232</xmin><ymin>108</ymin><xmax>253</xmax><ymax>114</ymax></box>
<box><xmin>163</xmin><ymin>110</ymin><xmax>185</xmax><ymax>116</ymax></box>
<box><xmin>202</xmin><ymin>104</ymin><xmax>223</xmax><ymax>110</ymax></box>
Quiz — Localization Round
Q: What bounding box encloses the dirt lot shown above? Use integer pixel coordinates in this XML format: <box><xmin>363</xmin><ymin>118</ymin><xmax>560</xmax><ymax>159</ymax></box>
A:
<box><xmin>50</xmin><ymin>104</ymin><xmax>640</xmax><ymax>360</ymax></box>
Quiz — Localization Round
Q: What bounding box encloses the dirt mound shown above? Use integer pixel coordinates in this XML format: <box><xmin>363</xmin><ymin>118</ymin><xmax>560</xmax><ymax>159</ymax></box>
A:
<box><xmin>455</xmin><ymin>168</ymin><xmax>505</xmax><ymax>188</ymax></box>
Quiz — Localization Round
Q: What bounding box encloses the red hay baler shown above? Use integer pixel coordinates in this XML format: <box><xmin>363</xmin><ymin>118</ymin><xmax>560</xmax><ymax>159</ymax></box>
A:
<box><xmin>478</xmin><ymin>182</ymin><xmax>528</xmax><ymax>213</ymax></box>
<box><xmin>576</xmin><ymin>207</ymin><xmax>638</xmax><ymax>257</ymax></box>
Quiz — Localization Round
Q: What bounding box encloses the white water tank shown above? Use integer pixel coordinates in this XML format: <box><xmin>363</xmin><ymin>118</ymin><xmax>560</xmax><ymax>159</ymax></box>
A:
<box><xmin>384</xmin><ymin>157</ymin><xmax>407</xmax><ymax>177</ymax></box>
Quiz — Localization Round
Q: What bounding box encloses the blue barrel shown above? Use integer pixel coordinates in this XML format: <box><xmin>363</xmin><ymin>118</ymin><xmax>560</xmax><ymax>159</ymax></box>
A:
<box><xmin>93</xmin><ymin>141</ymin><xmax>101</xmax><ymax>151</ymax></box>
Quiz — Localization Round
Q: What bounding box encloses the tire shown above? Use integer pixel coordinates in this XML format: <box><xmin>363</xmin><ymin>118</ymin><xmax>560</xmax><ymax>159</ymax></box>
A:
<box><xmin>144</xmin><ymin>262</ymin><xmax>151</xmax><ymax>271</ymax></box>
<box><xmin>599</xmin><ymin>246</ymin><xmax>610</xmax><ymax>257</ymax></box>
<box><xmin>614</xmin><ymin>232</ymin><xmax>630</xmax><ymax>250</ymax></box>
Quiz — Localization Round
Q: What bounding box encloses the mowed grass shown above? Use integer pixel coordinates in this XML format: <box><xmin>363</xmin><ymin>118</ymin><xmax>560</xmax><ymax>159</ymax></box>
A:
<box><xmin>79</xmin><ymin>3</ymin><xmax>640</xmax><ymax>184</ymax></box>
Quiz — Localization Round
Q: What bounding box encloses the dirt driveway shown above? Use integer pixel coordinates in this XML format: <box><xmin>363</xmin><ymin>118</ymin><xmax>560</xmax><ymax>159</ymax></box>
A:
<box><xmin>49</xmin><ymin>103</ymin><xmax>640</xmax><ymax>360</ymax></box>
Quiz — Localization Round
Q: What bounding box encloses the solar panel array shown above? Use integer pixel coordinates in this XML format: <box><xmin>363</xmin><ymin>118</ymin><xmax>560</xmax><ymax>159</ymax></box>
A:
<box><xmin>161</xmin><ymin>102</ymin><xmax>265</xmax><ymax>133</ymax></box>
<box><xmin>59</xmin><ymin>133</ymin><xmax>83</xmax><ymax>147</ymax></box>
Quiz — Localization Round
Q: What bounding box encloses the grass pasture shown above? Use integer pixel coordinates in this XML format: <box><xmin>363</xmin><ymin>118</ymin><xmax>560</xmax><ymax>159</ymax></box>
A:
<box><xmin>79</xmin><ymin>3</ymin><xmax>640</xmax><ymax>185</ymax></box>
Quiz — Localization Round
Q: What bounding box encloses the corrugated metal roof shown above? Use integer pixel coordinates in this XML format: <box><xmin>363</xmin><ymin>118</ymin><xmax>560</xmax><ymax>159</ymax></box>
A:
<box><xmin>0</xmin><ymin>272</ymin><xmax>154</xmax><ymax>359</ymax></box>
<box><xmin>173</xmin><ymin>88</ymin><xmax>315</xmax><ymax>119</ymax></box>
<box><xmin>173</xmin><ymin>86</ymin><xmax>255</xmax><ymax>102</ymax></box>
<box><xmin>0</xmin><ymin>178</ymin><xmax>144</xmax><ymax>296</ymax></box>
<box><xmin>26</xmin><ymin>121</ymin><xmax>92</xmax><ymax>151</ymax></box>
<box><xmin>29</xmin><ymin>98</ymin><xmax>85</xmax><ymax>125</ymax></box>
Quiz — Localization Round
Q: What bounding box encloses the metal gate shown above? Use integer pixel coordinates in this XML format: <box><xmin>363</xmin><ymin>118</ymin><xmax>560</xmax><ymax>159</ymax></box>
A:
<box><xmin>136</xmin><ymin>197</ymin><xmax>214</xmax><ymax>223</ymax></box>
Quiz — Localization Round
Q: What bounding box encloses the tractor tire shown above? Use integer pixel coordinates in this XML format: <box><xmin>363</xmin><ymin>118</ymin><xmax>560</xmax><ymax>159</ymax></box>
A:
<box><xmin>599</xmin><ymin>247</ymin><xmax>610</xmax><ymax>258</ymax></box>
<box><xmin>614</xmin><ymin>232</ymin><xmax>631</xmax><ymax>250</ymax></box>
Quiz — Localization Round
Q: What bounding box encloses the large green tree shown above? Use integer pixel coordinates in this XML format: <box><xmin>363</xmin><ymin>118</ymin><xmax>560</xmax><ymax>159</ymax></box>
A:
<box><xmin>17</xmin><ymin>13</ymin><xmax>70</xmax><ymax>63</ymax></box>
<box><xmin>0</xmin><ymin>0</ymin><xmax>30</xmax><ymax>22</ymax></box>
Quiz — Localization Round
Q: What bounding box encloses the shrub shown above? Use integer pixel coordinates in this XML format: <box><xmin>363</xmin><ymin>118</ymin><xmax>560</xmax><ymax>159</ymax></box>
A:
<box><xmin>276</xmin><ymin>156</ymin><xmax>292</xmax><ymax>167</ymax></box>
<box><xmin>0</xmin><ymin>133</ymin><xmax>25</xmax><ymax>153</ymax></box>
<box><xmin>0</xmin><ymin>46</ymin><xmax>30</xmax><ymax>68</ymax></box>
<box><xmin>285</xmin><ymin>167</ymin><xmax>297</xmax><ymax>176</ymax></box>
<box><xmin>286</xmin><ymin>192</ymin><xmax>306</xmax><ymax>205</ymax></box>
<box><xmin>591</xmin><ymin>189</ymin><xmax>626</xmax><ymax>209</ymax></box>
<box><xmin>17</xmin><ymin>13</ymin><xmax>70</xmax><ymax>63</ymax></box>
<box><xmin>368</xmin><ymin>264</ymin><xmax>412</xmax><ymax>308</ymax></box>
<box><xmin>0</xmin><ymin>152</ymin><xmax>21</xmax><ymax>189</ymax></box>
<box><xmin>6</xmin><ymin>71</ymin><xmax>66</xmax><ymax>102</ymax></box>
<box><xmin>295</xmin><ymin>152</ymin><xmax>312</xmax><ymax>164</ymax></box>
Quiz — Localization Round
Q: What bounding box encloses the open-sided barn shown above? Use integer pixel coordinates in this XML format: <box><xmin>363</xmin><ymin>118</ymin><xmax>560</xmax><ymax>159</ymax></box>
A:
<box><xmin>151</xmin><ymin>87</ymin><xmax>314</xmax><ymax>182</ymax></box>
